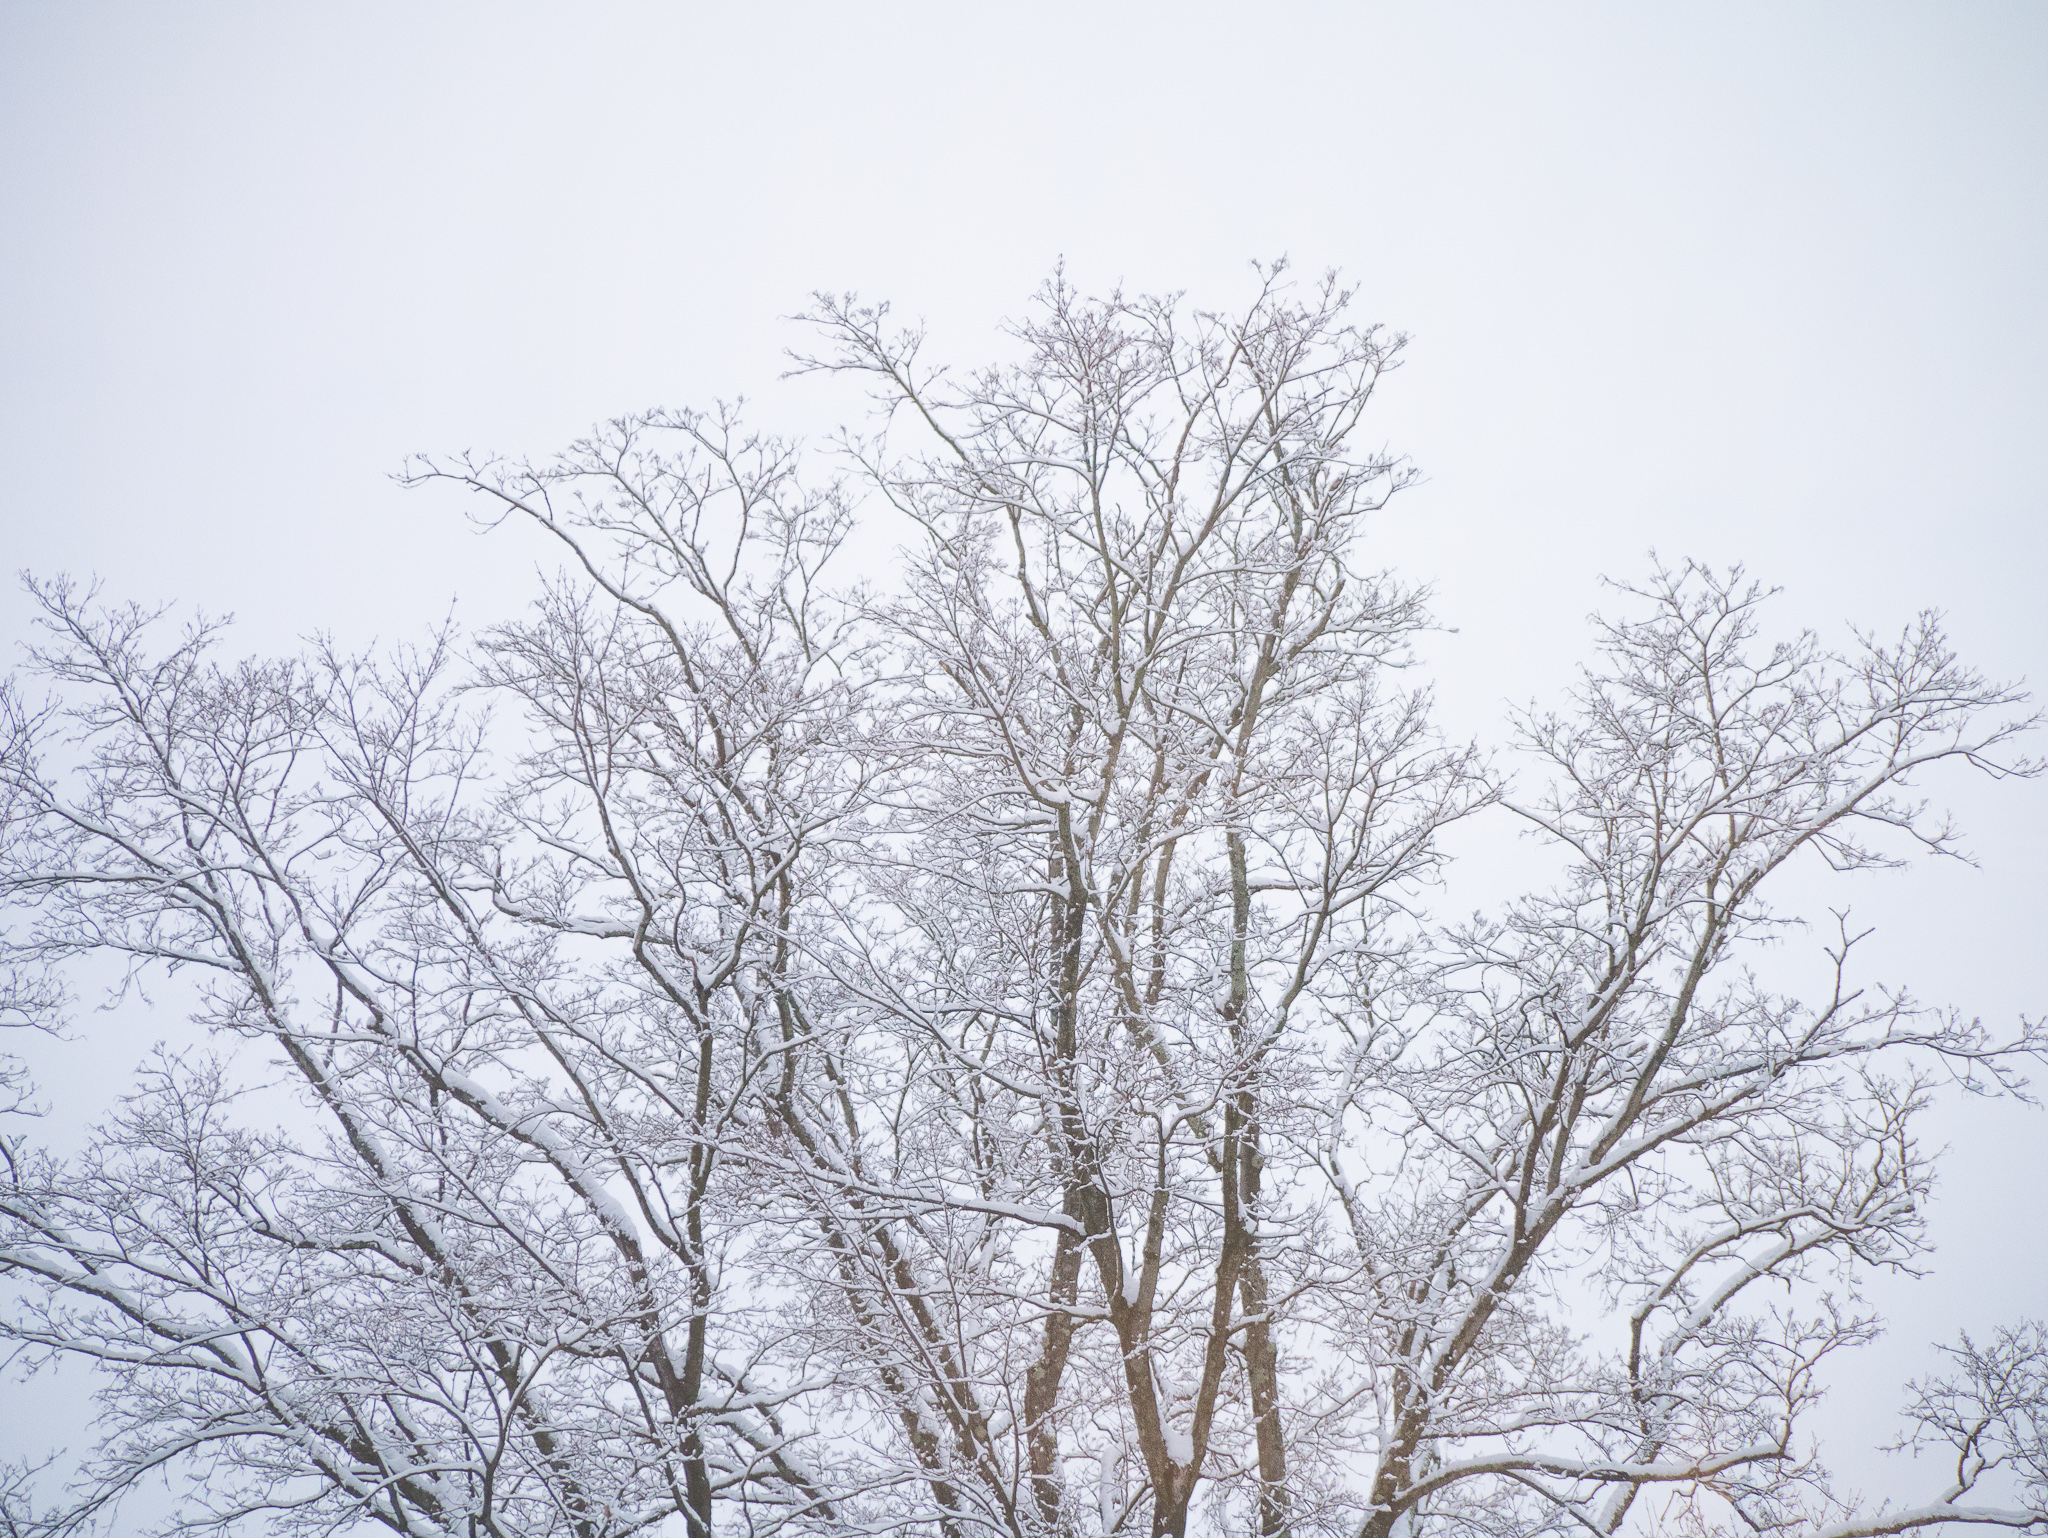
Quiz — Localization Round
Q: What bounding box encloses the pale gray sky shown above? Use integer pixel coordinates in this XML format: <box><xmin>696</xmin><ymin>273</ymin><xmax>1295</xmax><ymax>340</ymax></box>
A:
<box><xmin>3</xmin><ymin>1</ymin><xmax>2044</xmax><ymax>1514</ymax></box>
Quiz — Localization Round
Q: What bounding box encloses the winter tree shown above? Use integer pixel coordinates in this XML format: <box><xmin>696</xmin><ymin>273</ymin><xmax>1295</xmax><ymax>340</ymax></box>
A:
<box><xmin>2</xmin><ymin>268</ymin><xmax>2042</xmax><ymax>1538</ymax></box>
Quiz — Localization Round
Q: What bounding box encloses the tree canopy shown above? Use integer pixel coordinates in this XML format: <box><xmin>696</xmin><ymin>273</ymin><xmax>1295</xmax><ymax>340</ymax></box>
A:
<box><xmin>2</xmin><ymin>270</ymin><xmax>2042</xmax><ymax>1538</ymax></box>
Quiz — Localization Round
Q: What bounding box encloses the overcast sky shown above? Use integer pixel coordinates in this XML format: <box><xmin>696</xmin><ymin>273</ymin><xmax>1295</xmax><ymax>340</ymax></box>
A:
<box><xmin>3</xmin><ymin>2</ymin><xmax>2044</xmax><ymax>1515</ymax></box>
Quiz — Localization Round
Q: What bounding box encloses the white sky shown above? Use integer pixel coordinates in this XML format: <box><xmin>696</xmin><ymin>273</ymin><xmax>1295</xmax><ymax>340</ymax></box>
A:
<box><xmin>3</xmin><ymin>2</ymin><xmax>2044</xmax><ymax>1517</ymax></box>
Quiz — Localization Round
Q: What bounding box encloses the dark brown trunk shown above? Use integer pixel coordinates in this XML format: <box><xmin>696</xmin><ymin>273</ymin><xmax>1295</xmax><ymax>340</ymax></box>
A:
<box><xmin>1025</xmin><ymin>1221</ymin><xmax>1085</xmax><ymax>1531</ymax></box>
<box><xmin>1150</xmin><ymin>1475</ymin><xmax>1193</xmax><ymax>1538</ymax></box>
<box><xmin>1238</xmin><ymin>1252</ymin><xmax>1289</xmax><ymax>1535</ymax></box>
<box><xmin>678</xmin><ymin>1022</ymin><xmax>717</xmax><ymax>1538</ymax></box>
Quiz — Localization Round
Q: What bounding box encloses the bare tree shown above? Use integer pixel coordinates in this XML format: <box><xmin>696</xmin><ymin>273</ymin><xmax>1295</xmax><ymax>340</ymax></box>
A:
<box><xmin>2</xmin><ymin>268</ymin><xmax>2042</xmax><ymax>1538</ymax></box>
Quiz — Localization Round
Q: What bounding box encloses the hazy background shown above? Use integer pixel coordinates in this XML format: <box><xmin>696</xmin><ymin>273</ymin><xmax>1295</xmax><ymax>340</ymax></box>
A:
<box><xmin>3</xmin><ymin>2</ymin><xmax>2044</xmax><ymax>1520</ymax></box>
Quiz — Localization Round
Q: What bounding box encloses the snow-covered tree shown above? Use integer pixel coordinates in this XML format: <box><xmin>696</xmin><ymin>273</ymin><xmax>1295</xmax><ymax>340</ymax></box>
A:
<box><xmin>3</xmin><ymin>270</ymin><xmax>2042</xmax><ymax>1538</ymax></box>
